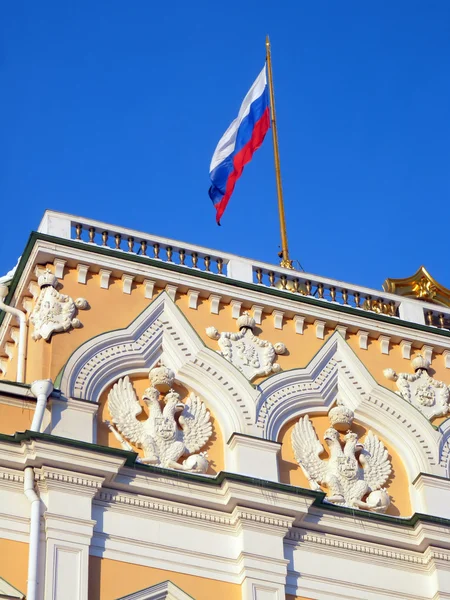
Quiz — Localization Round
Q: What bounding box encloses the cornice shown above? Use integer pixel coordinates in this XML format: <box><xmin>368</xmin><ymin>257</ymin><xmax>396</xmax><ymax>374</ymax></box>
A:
<box><xmin>0</xmin><ymin>466</ymin><xmax>24</xmax><ymax>491</ymax></box>
<box><xmin>35</xmin><ymin>465</ymin><xmax>104</xmax><ymax>496</ymax></box>
<box><xmin>287</xmin><ymin>528</ymin><xmax>428</xmax><ymax>571</ymax></box>
<box><xmin>4</xmin><ymin>233</ymin><xmax>450</xmax><ymax>354</ymax></box>
<box><xmin>96</xmin><ymin>489</ymin><xmax>234</xmax><ymax>531</ymax></box>
<box><xmin>48</xmin><ymin>395</ymin><xmax>98</xmax><ymax>415</ymax></box>
<box><xmin>3</xmin><ymin>430</ymin><xmax>450</xmax><ymax>534</ymax></box>
<box><xmin>97</xmin><ymin>490</ymin><xmax>294</xmax><ymax>535</ymax></box>
<box><xmin>231</xmin><ymin>507</ymin><xmax>294</xmax><ymax>532</ymax></box>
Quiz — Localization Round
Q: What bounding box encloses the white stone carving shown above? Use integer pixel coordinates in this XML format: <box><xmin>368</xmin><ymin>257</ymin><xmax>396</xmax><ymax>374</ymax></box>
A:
<box><xmin>29</xmin><ymin>269</ymin><xmax>88</xmax><ymax>341</ymax></box>
<box><xmin>422</xmin><ymin>345</ymin><xmax>433</xmax><ymax>363</ymax></box>
<box><xmin>358</xmin><ymin>330</ymin><xmax>369</xmax><ymax>350</ymax></box>
<box><xmin>165</xmin><ymin>284</ymin><xmax>177</xmax><ymax>301</ymax></box>
<box><xmin>379</xmin><ymin>335</ymin><xmax>390</xmax><ymax>355</ymax></box>
<box><xmin>272</xmin><ymin>310</ymin><xmax>284</xmax><ymax>330</ymax></box>
<box><xmin>328</xmin><ymin>398</ymin><xmax>354</xmax><ymax>431</ymax></box>
<box><xmin>445</xmin><ymin>350</ymin><xmax>450</xmax><ymax>369</ymax></box>
<box><xmin>143</xmin><ymin>279</ymin><xmax>155</xmax><ymax>299</ymax></box>
<box><xmin>206</xmin><ymin>311</ymin><xmax>286</xmax><ymax>381</ymax></box>
<box><xmin>231</xmin><ymin>300</ymin><xmax>242</xmax><ymax>319</ymax></box>
<box><xmin>0</xmin><ymin>357</ymin><xmax>7</xmax><ymax>375</ymax></box>
<box><xmin>187</xmin><ymin>289</ymin><xmax>200</xmax><ymax>309</ymax></box>
<box><xmin>106</xmin><ymin>366</ymin><xmax>212</xmax><ymax>473</ymax></box>
<box><xmin>122</xmin><ymin>274</ymin><xmax>134</xmax><ymax>294</ymax></box>
<box><xmin>77</xmin><ymin>263</ymin><xmax>90</xmax><ymax>284</ymax></box>
<box><xmin>400</xmin><ymin>340</ymin><xmax>412</xmax><ymax>360</ymax></box>
<box><xmin>315</xmin><ymin>320</ymin><xmax>326</xmax><ymax>339</ymax></box>
<box><xmin>252</xmin><ymin>305</ymin><xmax>264</xmax><ymax>325</ymax></box>
<box><xmin>118</xmin><ymin>581</ymin><xmax>195</xmax><ymax>600</ymax></box>
<box><xmin>292</xmin><ymin>411</ymin><xmax>391</xmax><ymax>513</ymax></box>
<box><xmin>294</xmin><ymin>315</ymin><xmax>305</xmax><ymax>334</ymax></box>
<box><xmin>335</xmin><ymin>325</ymin><xmax>347</xmax><ymax>339</ymax></box>
<box><xmin>384</xmin><ymin>355</ymin><xmax>450</xmax><ymax>420</ymax></box>
<box><xmin>99</xmin><ymin>269</ymin><xmax>112</xmax><ymax>289</ymax></box>
<box><xmin>53</xmin><ymin>258</ymin><xmax>66</xmax><ymax>279</ymax></box>
<box><xmin>4</xmin><ymin>342</ymin><xmax>14</xmax><ymax>360</ymax></box>
<box><xmin>209</xmin><ymin>294</ymin><xmax>221</xmax><ymax>314</ymax></box>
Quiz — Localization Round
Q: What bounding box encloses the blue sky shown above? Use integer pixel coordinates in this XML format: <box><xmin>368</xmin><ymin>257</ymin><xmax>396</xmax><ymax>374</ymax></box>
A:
<box><xmin>1</xmin><ymin>1</ymin><xmax>449</xmax><ymax>290</ymax></box>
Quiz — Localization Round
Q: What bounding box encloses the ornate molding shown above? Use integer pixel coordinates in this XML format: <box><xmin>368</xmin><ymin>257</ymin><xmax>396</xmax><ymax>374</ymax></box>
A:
<box><xmin>206</xmin><ymin>312</ymin><xmax>286</xmax><ymax>381</ymax></box>
<box><xmin>29</xmin><ymin>268</ymin><xmax>87</xmax><ymax>341</ymax></box>
<box><xmin>118</xmin><ymin>581</ymin><xmax>196</xmax><ymax>600</ymax></box>
<box><xmin>97</xmin><ymin>489</ymin><xmax>233</xmax><ymax>527</ymax></box>
<box><xmin>291</xmin><ymin>405</ymin><xmax>391</xmax><ymax>513</ymax></box>
<box><xmin>35</xmin><ymin>466</ymin><xmax>104</xmax><ymax>495</ymax></box>
<box><xmin>287</xmin><ymin>529</ymin><xmax>426</xmax><ymax>566</ymax></box>
<box><xmin>383</xmin><ymin>266</ymin><xmax>450</xmax><ymax>308</ymax></box>
<box><xmin>257</xmin><ymin>333</ymin><xmax>441</xmax><ymax>483</ymax></box>
<box><xmin>384</xmin><ymin>356</ymin><xmax>450</xmax><ymax>420</ymax></box>
<box><xmin>59</xmin><ymin>292</ymin><xmax>257</xmax><ymax>440</ymax></box>
<box><xmin>106</xmin><ymin>366</ymin><xmax>211</xmax><ymax>473</ymax></box>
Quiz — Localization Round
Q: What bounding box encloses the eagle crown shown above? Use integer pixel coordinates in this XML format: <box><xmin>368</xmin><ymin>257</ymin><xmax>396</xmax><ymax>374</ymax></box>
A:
<box><xmin>163</xmin><ymin>389</ymin><xmax>185</xmax><ymax>415</ymax></box>
<box><xmin>324</xmin><ymin>427</ymin><xmax>340</xmax><ymax>443</ymax></box>
<box><xmin>142</xmin><ymin>386</ymin><xmax>160</xmax><ymax>404</ymax></box>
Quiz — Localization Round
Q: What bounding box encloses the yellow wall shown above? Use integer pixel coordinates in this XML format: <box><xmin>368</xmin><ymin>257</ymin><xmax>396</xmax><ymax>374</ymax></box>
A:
<box><xmin>0</xmin><ymin>400</ymin><xmax>36</xmax><ymax>434</ymax></box>
<box><xmin>278</xmin><ymin>414</ymin><xmax>412</xmax><ymax>517</ymax></box>
<box><xmin>0</xmin><ymin>538</ymin><xmax>28</xmax><ymax>595</ymax></box>
<box><xmin>88</xmin><ymin>556</ymin><xmax>241</xmax><ymax>600</ymax></box>
<box><xmin>8</xmin><ymin>263</ymin><xmax>450</xmax><ymax>392</ymax></box>
<box><xmin>98</xmin><ymin>375</ymin><xmax>225</xmax><ymax>474</ymax></box>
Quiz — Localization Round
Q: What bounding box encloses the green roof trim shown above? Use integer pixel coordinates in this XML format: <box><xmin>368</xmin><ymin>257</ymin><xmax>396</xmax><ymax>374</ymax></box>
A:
<box><xmin>2</xmin><ymin>232</ymin><xmax>450</xmax><ymax>342</ymax></box>
<box><xmin>1</xmin><ymin>428</ymin><xmax>449</xmax><ymax>529</ymax></box>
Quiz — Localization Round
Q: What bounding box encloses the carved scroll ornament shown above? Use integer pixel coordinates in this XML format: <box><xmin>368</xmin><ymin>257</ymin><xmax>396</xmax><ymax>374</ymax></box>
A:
<box><xmin>30</xmin><ymin>269</ymin><xmax>87</xmax><ymax>341</ymax></box>
<box><xmin>384</xmin><ymin>355</ymin><xmax>450</xmax><ymax>420</ymax></box>
<box><xmin>206</xmin><ymin>312</ymin><xmax>286</xmax><ymax>381</ymax></box>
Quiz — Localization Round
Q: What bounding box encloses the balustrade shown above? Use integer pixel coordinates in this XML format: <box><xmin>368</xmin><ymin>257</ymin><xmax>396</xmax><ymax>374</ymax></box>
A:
<box><xmin>38</xmin><ymin>211</ymin><xmax>450</xmax><ymax>331</ymax></box>
<box><xmin>72</xmin><ymin>221</ymin><xmax>227</xmax><ymax>276</ymax></box>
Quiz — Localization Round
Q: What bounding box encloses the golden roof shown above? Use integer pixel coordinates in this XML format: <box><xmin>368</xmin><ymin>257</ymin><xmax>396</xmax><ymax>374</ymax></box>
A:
<box><xmin>383</xmin><ymin>266</ymin><xmax>450</xmax><ymax>308</ymax></box>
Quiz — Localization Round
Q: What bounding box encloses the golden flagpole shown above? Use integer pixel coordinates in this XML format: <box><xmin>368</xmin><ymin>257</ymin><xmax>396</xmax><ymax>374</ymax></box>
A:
<box><xmin>265</xmin><ymin>35</ymin><xmax>293</xmax><ymax>269</ymax></box>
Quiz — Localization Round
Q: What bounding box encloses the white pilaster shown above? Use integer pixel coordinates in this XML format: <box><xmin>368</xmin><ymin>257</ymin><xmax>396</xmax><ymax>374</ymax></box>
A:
<box><xmin>227</xmin><ymin>434</ymin><xmax>281</xmax><ymax>481</ymax></box>
<box><xmin>235</xmin><ymin>508</ymin><xmax>293</xmax><ymax>600</ymax></box>
<box><xmin>36</xmin><ymin>466</ymin><xmax>104</xmax><ymax>600</ymax></box>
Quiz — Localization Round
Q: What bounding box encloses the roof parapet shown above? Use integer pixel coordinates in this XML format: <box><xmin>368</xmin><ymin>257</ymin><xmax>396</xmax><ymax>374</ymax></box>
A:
<box><xmin>37</xmin><ymin>210</ymin><xmax>450</xmax><ymax>331</ymax></box>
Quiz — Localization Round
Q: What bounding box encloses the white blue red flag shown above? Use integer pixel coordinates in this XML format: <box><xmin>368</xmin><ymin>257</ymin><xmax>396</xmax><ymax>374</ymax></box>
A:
<box><xmin>209</xmin><ymin>65</ymin><xmax>270</xmax><ymax>224</ymax></box>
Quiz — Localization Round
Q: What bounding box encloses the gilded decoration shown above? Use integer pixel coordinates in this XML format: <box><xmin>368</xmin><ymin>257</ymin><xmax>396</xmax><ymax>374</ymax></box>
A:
<box><xmin>384</xmin><ymin>355</ymin><xmax>450</xmax><ymax>420</ymax></box>
<box><xmin>291</xmin><ymin>400</ymin><xmax>391</xmax><ymax>513</ymax></box>
<box><xmin>206</xmin><ymin>311</ymin><xmax>286</xmax><ymax>381</ymax></box>
<box><xmin>383</xmin><ymin>266</ymin><xmax>450</xmax><ymax>307</ymax></box>
<box><xmin>105</xmin><ymin>364</ymin><xmax>212</xmax><ymax>473</ymax></box>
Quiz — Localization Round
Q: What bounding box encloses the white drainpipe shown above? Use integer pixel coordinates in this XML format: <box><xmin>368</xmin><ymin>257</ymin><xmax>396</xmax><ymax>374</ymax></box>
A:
<box><xmin>23</xmin><ymin>468</ymin><xmax>41</xmax><ymax>600</ymax></box>
<box><xmin>0</xmin><ymin>283</ymin><xmax>27</xmax><ymax>383</ymax></box>
<box><xmin>24</xmin><ymin>379</ymin><xmax>54</xmax><ymax>600</ymax></box>
<box><xmin>30</xmin><ymin>379</ymin><xmax>54</xmax><ymax>432</ymax></box>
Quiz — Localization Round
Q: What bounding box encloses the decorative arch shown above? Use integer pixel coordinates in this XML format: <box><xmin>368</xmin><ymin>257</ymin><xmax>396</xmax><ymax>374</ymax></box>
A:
<box><xmin>58</xmin><ymin>291</ymin><xmax>258</xmax><ymax>442</ymax></box>
<box><xmin>257</xmin><ymin>332</ymin><xmax>443</xmax><ymax>482</ymax></box>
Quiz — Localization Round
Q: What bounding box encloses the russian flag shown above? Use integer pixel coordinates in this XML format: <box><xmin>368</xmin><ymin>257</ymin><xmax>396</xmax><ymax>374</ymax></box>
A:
<box><xmin>209</xmin><ymin>65</ymin><xmax>270</xmax><ymax>224</ymax></box>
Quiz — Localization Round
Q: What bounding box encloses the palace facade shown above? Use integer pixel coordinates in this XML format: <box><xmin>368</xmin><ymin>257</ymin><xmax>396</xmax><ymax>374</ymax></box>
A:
<box><xmin>1</xmin><ymin>210</ymin><xmax>450</xmax><ymax>599</ymax></box>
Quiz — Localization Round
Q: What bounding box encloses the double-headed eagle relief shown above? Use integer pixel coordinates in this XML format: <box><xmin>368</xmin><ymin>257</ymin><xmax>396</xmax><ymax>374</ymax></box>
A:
<box><xmin>291</xmin><ymin>400</ymin><xmax>392</xmax><ymax>513</ymax></box>
<box><xmin>105</xmin><ymin>364</ymin><xmax>212</xmax><ymax>473</ymax></box>
<box><xmin>384</xmin><ymin>355</ymin><xmax>450</xmax><ymax>420</ymax></box>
